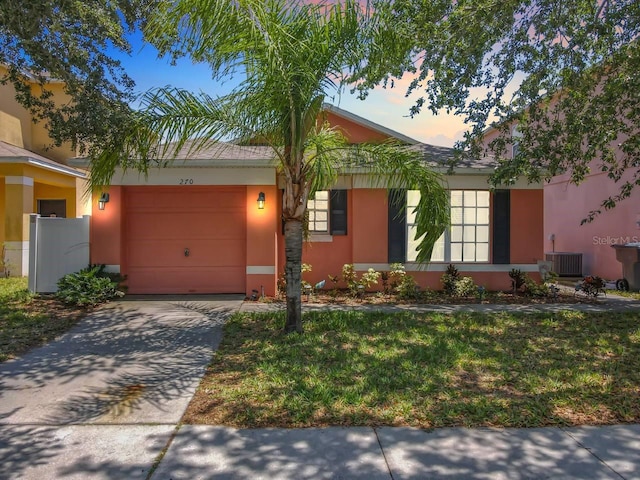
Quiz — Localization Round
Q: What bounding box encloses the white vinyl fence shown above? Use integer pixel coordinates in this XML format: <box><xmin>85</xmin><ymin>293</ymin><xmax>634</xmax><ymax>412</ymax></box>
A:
<box><xmin>28</xmin><ymin>214</ymin><xmax>90</xmax><ymax>293</ymax></box>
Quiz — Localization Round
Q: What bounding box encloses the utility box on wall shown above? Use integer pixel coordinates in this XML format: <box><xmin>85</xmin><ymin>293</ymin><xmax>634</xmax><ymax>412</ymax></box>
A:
<box><xmin>28</xmin><ymin>214</ymin><xmax>90</xmax><ymax>293</ymax></box>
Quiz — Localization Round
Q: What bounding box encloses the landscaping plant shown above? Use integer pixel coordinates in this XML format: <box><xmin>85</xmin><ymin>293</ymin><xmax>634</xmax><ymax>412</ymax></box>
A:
<box><xmin>388</xmin><ymin>263</ymin><xmax>407</xmax><ymax>292</ymax></box>
<box><xmin>441</xmin><ymin>264</ymin><xmax>460</xmax><ymax>295</ymax></box>
<box><xmin>395</xmin><ymin>273</ymin><xmax>420</xmax><ymax>300</ymax></box>
<box><xmin>509</xmin><ymin>268</ymin><xmax>527</xmax><ymax>294</ymax></box>
<box><xmin>453</xmin><ymin>276</ymin><xmax>476</xmax><ymax>297</ymax></box>
<box><xmin>56</xmin><ymin>264</ymin><xmax>125</xmax><ymax>306</ymax></box>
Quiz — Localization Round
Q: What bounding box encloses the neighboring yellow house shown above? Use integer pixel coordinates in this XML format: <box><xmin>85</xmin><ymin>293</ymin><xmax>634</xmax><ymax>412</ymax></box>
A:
<box><xmin>0</xmin><ymin>66</ymin><xmax>87</xmax><ymax>276</ymax></box>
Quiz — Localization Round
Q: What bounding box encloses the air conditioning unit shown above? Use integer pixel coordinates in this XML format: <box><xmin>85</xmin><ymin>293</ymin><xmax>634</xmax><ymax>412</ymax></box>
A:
<box><xmin>545</xmin><ymin>252</ymin><xmax>583</xmax><ymax>277</ymax></box>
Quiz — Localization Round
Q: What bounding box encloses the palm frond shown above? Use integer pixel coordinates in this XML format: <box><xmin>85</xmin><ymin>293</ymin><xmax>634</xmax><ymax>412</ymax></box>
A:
<box><xmin>344</xmin><ymin>142</ymin><xmax>451</xmax><ymax>263</ymax></box>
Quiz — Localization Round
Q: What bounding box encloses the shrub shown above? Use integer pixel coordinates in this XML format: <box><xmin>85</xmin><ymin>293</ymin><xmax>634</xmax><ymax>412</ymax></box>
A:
<box><xmin>441</xmin><ymin>264</ymin><xmax>460</xmax><ymax>295</ymax></box>
<box><xmin>56</xmin><ymin>265</ymin><xmax>125</xmax><ymax>306</ymax></box>
<box><xmin>327</xmin><ymin>274</ymin><xmax>340</xmax><ymax>297</ymax></box>
<box><xmin>360</xmin><ymin>268</ymin><xmax>380</xmax><ymax>289</ymax></box>
<box><xmin>523</xmin><ymin>277</ymin><xmax>550</xmax><ymax>297</ymax></box>
<box><xmin>341</xmin><ymin>264</ymin><xmax>358</xmax><ymax>295</ymax></box>
<box><xmin>381</xmin><ymin>271</ymin><xmax>389</xmax><ymax>294</ymax></box>
<box><xmin>388</xmin><ymin>263</ymin><xmax>406</xmax><ymax>288</ymax></box>
<box><xmin>508</xmin><ymin>268</ymin><xmax>527</xmax><ymax>293</ymax></box>
<box><xmin>301</xmin><ymin>263</ymin><xmax>313</xmax><ymax>293</ymax></box>
<box><xmin>396</xmin><ymin>273</ymin><xmax>420</xmax><ymax>300</ymax></box>
<box><xmin>341</xmin><ymin>264</ymin><xmax>381</xmax><ymax>297</ymax></box>
<box><xmin>454</xmin><ymin>276</ymin><xmax>476</xmax><ymax>297</ymax></box>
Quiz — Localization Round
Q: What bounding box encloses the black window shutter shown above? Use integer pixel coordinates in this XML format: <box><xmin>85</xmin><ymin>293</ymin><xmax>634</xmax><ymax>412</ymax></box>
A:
<box><xmin>493</xmin><ymin>190</ymin><xmax>510</xmax><ymax>264</ymax></box>
<box><xmin>329</xmin><ymin>190</ymin><xmax>348</xmax><ymax>235</ymax></box>
<box><xmin>388</xmin><ymin>189</ymin><xmax>406</xmax><ymax>263</ymax></box>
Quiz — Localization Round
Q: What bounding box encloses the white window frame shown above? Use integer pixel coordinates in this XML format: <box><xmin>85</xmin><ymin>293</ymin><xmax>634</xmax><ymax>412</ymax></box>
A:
<box><xmin>407</xmin><ymin>190</ymin><xmax>491</xmax><ymax>263</ymax></box>
<box><xmin>307</xmin><ymin>190</ymin><xmax>330</xmax><ymax>233</ymax></box>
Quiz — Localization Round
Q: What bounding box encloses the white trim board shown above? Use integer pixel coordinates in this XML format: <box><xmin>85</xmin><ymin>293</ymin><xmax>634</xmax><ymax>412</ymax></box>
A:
<box><xmin>5</xmin><ymin>176</ymin><xmax>34</xmax><ymax>186</ymax></box>
<box><xmin>246</xmin><ymin>266</ymin><xmax>276</xmax><ymax>275</ymax></box>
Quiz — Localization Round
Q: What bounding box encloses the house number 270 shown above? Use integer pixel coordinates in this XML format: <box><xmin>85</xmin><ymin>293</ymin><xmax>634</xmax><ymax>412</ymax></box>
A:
<box><xmin>179</xmin><ymin>178</ymin><xmax>194</xmax><ymax>185</ymax></box>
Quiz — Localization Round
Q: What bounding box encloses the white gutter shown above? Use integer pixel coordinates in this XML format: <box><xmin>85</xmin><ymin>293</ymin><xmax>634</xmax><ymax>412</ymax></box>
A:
<box><xmin>0</xmin><ymin>157</ymin><xmax>87</xmax><ymax>178</ymax></box>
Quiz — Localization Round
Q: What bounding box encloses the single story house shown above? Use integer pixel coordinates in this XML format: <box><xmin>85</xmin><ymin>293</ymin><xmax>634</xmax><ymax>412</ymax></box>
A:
<box><xmin>71</xmin><ymin>105</ymin><xmax>544</xmax><ymax>296</ymax></box>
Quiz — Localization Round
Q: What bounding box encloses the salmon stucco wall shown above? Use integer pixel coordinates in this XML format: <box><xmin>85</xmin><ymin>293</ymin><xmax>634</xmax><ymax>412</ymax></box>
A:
<box><xmin>322</xmin><ymin>111</ymin><xmax>391</xmax><ymax>144</ymax></box>
<box><xmin>90</xmin><ymin>186</ymin><xmax>123</xmax><ymax>267</ymax></box>
<box><xmin>277</xmin><ymin>190</ymin><xmax>354</xmax><ymax>288</ymax></box>
<box><xmin>510</xmin><ymin>189</ymin><xmax>544</xmax><ymax>264</ymax></box>
<box><xmin>351</xmin><ymin>189</ymin><xmax>388</xmax><ymax>264</ymax></box>
<box><xmin>545</xmin><ymin>171</ymin><xmax>640</xmax><ymax>279</ymax></box>
<box><xmin>246</xmin><ymin>185</ymin><xmax>279</xmax><ymax>296</ymax></box>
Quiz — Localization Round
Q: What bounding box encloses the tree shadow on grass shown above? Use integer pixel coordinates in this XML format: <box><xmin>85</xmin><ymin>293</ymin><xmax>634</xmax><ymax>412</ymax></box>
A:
<box><xmin>185</xmin><ymin>310</ymin><xmax>640</xmax><ymax>429</ymax></box>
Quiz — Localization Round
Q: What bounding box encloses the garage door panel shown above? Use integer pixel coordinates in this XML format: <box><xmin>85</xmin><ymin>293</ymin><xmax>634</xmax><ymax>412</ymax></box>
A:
<box><xmin>124</xmin><ymin>186</ymin><xmax>246</xmax><ymax>294</ymax></box>
<box><xmin>126</xmin><ymin>213</ymin><xmax>245</xmax><ymax>240</ymax></box>
<box><xmin>127</xmin><ymin>240</ymin><xmax>246</xmax><ymax>267</ymax></box>
<box><xmin>126</xmin><ymin>267</ymin><xmax>245</xmax><ymax>294</ymax></box>
<box><xmin>128</xmin><ymin>189</ymin><xmax>245</xmax><ymax>211</ymax></box>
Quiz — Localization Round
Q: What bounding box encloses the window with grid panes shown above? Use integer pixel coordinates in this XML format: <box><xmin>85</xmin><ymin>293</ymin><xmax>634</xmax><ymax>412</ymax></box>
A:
<box><xmin>406</xmin><ymin>190</ymin><xmax>490</xmax><ymax>262</ymax></box>
<box><xmin>307</xmin><ymin>190</ymin><xmax>329</xmax><ymax>232</ymax></box>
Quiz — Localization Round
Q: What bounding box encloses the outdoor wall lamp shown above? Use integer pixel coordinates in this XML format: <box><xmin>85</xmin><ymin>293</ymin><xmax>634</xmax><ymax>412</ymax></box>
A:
<box><xmin>98</xmin><ymin>193</ymin><xmax>110</xmax><ymax>211</ymax></box>
<box><xmin>257</xmin><ymin>192</ymin><xmax>265</xmax><ymax>209</ymax></box>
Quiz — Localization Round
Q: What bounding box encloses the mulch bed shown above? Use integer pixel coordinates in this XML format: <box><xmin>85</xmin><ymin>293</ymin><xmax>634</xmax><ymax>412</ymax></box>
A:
<box><xmin>260</xmin><ymin>289</ymin><xmax>599</xmax><ymax>306</ymax></box>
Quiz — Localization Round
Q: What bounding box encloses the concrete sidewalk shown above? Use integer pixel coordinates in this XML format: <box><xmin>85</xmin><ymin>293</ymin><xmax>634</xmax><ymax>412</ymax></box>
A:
<box><xmin>1</xmin><ymin>294</ymin><xmax>639</xmax><ymax>479</ymax></box>
<box><xmin>152</xmin><ymin>424</ymin><xmax>640</xmax><ymax>479</ymax></box>
<box><xmin>0</xmin><ymin>296</ymin><xmax>243</xmax><ymax>480</ymax></box>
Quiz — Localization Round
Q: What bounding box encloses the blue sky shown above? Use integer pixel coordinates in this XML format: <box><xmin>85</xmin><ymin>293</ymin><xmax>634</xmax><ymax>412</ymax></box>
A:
<box><xmin>114</xmin><ymin>31</ymin><xmax>468</xmax><ymax>147</ymax></box>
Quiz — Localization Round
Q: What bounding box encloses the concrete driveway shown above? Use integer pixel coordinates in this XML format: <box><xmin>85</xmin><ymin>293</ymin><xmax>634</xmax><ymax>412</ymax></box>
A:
<box><xmin>0</xmin><ymin>296</ymin><xmax>243</xmax><ymax>480</ymax></box>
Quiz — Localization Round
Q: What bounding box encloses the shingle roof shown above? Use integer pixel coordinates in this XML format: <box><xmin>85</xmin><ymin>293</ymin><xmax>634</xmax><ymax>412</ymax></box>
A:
<box><xmin>409</xmin><ymin>143</ymin><xmax>496</xmax><ymax>170</ymax></box>
<box><xmin>70</xmin><ymin>139</ymin><xmax>493</xmax><ymax>171</ymax></box>
<box><xmin>169</xmin><ymin>140</ymin><xmax>274</xmax><ymax>162</ymax></box>
<box><xmin>0</xmin><ymin>141</ymin><xmax>86</xmax><ymax>177</ymax></box>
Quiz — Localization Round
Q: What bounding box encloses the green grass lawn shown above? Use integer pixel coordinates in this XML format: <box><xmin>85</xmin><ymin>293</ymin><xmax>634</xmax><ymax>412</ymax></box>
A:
<box><xmin>607</xmin><ymin>289</ymin><xmax>640</xmax><ymax>300</ymax></box>
<box><xmin>0</xmin><ymin>277</ymin><xmax>87</xmax><ymax>362</ymax></box>
<box><xmin>185</xmin><ymin>310</ymin><xmax>640</xmax><ymax>428</ymax></box>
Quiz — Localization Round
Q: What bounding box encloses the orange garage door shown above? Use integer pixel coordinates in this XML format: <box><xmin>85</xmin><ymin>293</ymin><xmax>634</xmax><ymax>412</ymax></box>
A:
<box><xmin>124</xmin><ymin>186</ymin><xmax>246</xmax><ymax>294</ymax></box>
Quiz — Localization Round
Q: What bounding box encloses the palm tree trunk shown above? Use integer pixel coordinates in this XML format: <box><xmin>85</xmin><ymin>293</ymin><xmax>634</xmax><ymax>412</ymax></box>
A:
<box><xmin>284</xmin><ymin>219</ymin><xmax>303</xmax><ymax>333</ymax></box>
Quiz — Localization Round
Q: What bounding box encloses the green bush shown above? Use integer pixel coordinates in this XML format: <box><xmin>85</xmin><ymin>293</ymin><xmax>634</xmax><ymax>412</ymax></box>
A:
<box><xmin>523</xmin><ymin>277</ymin><xmax>550</xmax><ymax>297</ymax></box>
<box><xmin>341</xmin><ymin>264</ymin><xmax>380</xmax><ymax>297</ymax></box>
<box><xmin>441</xmin><ymin>264</ymin><xmax>460</xmax><ymax>295</ymax></box>
<box><xmin>396</xmin><ymin>274</ymin><xmax>420</xmax><ymax>300</ymax></box>
<box><xmin>56</xmin><ymin>265</ymin><xmax>125</xmax><ymax>306</ymax></box>
<box><xmin>509</xmin><ymin>268</ymin><xmax>527</xmax><ymax>293</ymax></box>
<box><xmin>388</xmin><ymin>263</ymin><xmax>406</xmax><ymax>288</ymax></box>
<box><xmin>454</xmin><ymin>276</ymin><xmax>477</xmax><ymax>297</ymax></box>
<box><xmin>341</xmin><ymin>264</ymin><xmax>358</xmax><ymax>296</ymax></box>
<box><xmin>360</xmin><ymin>268</ymin><xmax>380</xmax><ymax>289</ymax></box>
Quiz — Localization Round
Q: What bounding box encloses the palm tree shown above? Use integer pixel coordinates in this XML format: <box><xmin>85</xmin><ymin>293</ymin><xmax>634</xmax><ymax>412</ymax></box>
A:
<box><xmin>90</xmin><ymin>0</ymin><xmax>449</xmax><ymax>333</ymax></box>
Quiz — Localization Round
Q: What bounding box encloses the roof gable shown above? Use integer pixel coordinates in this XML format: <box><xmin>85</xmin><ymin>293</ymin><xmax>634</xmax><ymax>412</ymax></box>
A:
<box><xmin>321</xmin><ymin>104</ymin><xmax>419</xmax><ymax>145</ymax></box>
